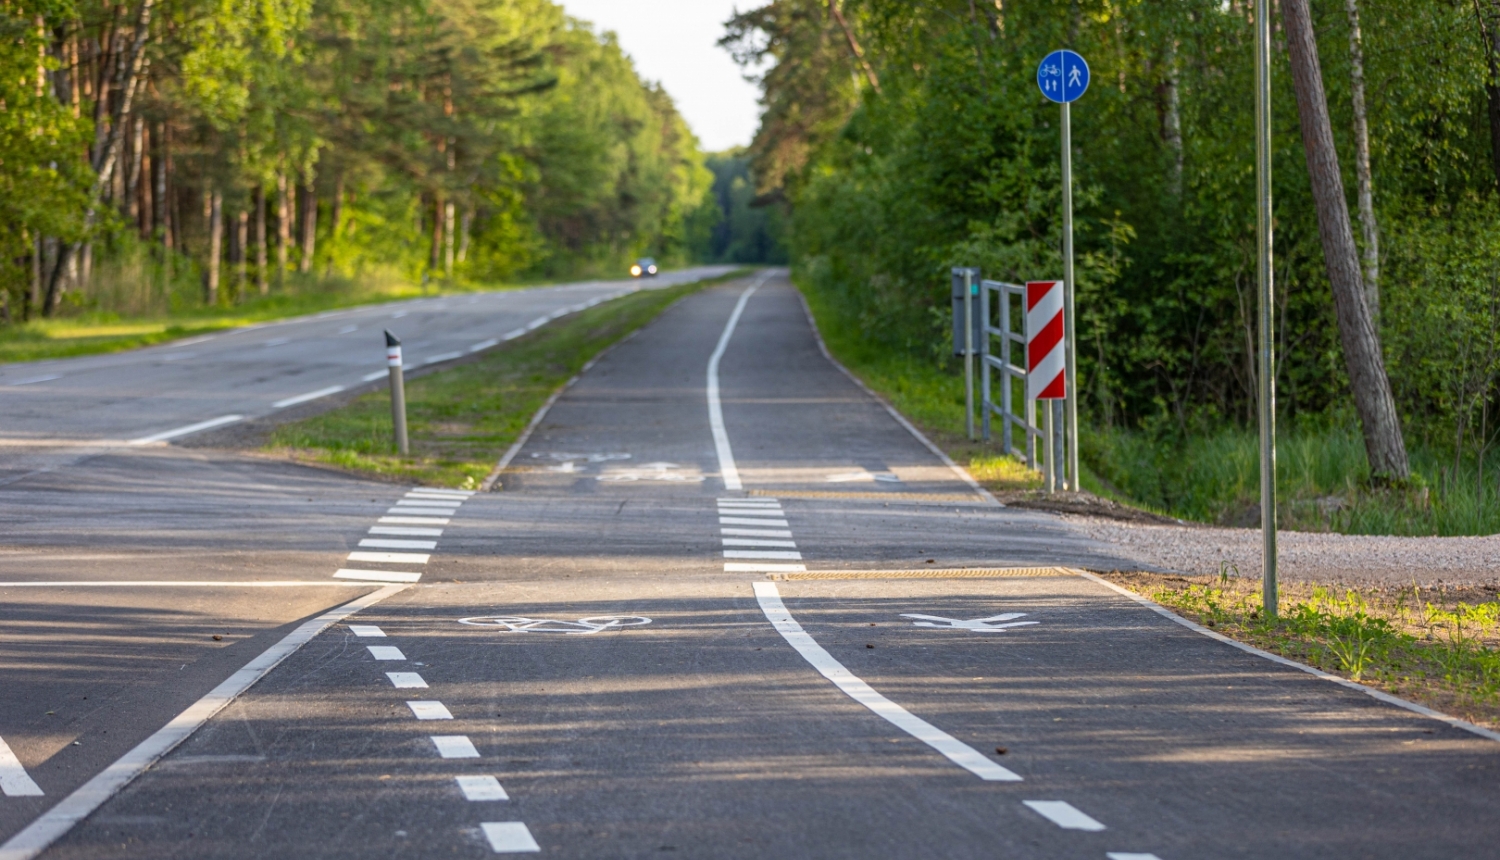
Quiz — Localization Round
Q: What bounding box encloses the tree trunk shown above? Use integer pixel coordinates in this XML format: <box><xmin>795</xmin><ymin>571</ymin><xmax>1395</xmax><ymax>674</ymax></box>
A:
<box><xmin>1162</xmin><ymin>42</ymin><xmax>1184</xmax><ymax>196</ymax></box>
<box><xmin>828</xmin><ymin>0</ymin><xmax>880</xmax><ymax>93</ymax></box>
<box><xmin>1475</xmin><ymin>1</ymin><xmax>1500</xmax><ymax>192</ymax></box>
<box><xmin>330</xmin><ymin>172</ymin><xmax>343</xmax><ymax>240</ymax></box>
<box><xmin>298</xmin><ymin>181</ymin><xmax>316</xmax><ymax>273</ymax></box>
<box><xmin>1346</xmin><ymin>0</ymin><xmax>1379</xmax><ymax>320</ymax></box>
<box><xmin>254</xmin><ymin>184</ymin><xmax>268</xmax><ymax>295</ymax></box>
<box><xmin>153</xmin><ymin>121</ymin><xmax>169</xmax><ymax>246</ymax></box>
<box><xmin>42</xmin><ymin>0</ymin><xmax>154</xmax><ymax>316</ymax></box>
<box><xmin>234</xmin><ymin>208</ymin><xmax>248</xmax><ymax>295</ymax></box>
<box><xmin>28</xmin><ymin>233</ymin><xmax>40</xmax><ymax>321</ymax></box>
<box><xmin>125</xmin><ymin>114</ymin><xmax>144</xmax><ymax>224</ymax></box>
<box><xmin>137</xmin><ymin>120</ymin><xmax>152</xmax><ymax>237</ymax></box>
<box><xmin>276</xmin><ymin>172</ymin><xmax>290</xmax><ymax>285</ymax></box>
<box><xmin>206</xmin><ymin>187</ymin><xmax>222</xmax><ymax>305</ymax></box>
<box><xmin>457</xmin><ymin>208</ymin><xmax>472</xmax><ymax>263</ymax></box>
<box><xmin>443</xmin><ymin>201</ymin><xmax>455</xmax><ymax>276</ymax></box>
<box><xmin>1282</xmin><ymin>0</ymin><xmax>1410</xmax><ymax>481</ymax></box>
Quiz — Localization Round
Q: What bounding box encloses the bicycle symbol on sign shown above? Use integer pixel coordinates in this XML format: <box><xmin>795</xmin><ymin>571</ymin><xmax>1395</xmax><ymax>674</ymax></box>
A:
<box><xmin>458</xmin><ymin>615</ymin><xmax>653</xmax><ymax>635</ymax></box>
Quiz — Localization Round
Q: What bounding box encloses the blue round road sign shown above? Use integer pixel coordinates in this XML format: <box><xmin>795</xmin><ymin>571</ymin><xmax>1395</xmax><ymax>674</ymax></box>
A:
<box><xmin>1037</xmin><ymin>49</ymin><xmax>1089</xmax><ymax>104</ymax></box>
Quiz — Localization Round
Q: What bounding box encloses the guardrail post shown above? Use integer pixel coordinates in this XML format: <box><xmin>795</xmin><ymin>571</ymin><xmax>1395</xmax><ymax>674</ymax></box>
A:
<box><xmin>385</xmin><ymin>329</ymin><xmax>409</xmax><ymax>455</ymax></box>
<box><xmin>963</xmin><ymin>269</ymin><xmax>975</xmax><ymax>441</ymax></box>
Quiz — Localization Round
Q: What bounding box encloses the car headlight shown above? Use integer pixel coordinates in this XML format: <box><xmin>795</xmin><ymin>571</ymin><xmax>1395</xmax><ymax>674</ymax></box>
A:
<box><xmin>630</xmin><ymin>265</ymin><xmax>642</xmax><ymax>276</ymax></box>
<box><xmin>647</xmin><ymin>266</ymin><xmax>657</xmax><ymax>274</ymax></box>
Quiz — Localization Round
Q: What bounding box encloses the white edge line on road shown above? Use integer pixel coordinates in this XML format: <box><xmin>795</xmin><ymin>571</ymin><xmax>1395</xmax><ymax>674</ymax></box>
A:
<box><xmin>5</xmin><ymin>375</ymin><xmax>62</xmax><ymax>387</ymax></box>
<box><xmin>0</xmin><ymin>584</ymin><xmax>409</xmax><ymax>860</ymax></box>
<box><xmin>0</xmin><ymin>736</ymin><xmax>43</xmax><ymax>797</ymax></box>
<box><xmin>0</xmin><ymin>581</ymin><xmax>372</xmax><ymax>588</ymax></box>
<box><xmin>334</xmin><ymin>569</ymin><xmax>423</xmax><ymax>583</ymax></box>
<box><xmin>273</xmin><ymin>385</ymin><xmax>345</xmax><ymax>409</ymax></box>
<box><xmin>707</xmin><ymin>275</ymin><xmax>771</xmax><ymax>491</ymax></box>
<box><xmin>1077</xmin><ymin>570</ymin><xmax>1500</xmax><ymax>744</ymax></box>
<box><xmin>469</xmin><ymin>339</ymin><xmax>500</xmax><ymax>352</ymax></box>
<box><xmin>362</xmin><ymin>370</ymin><xmax>388</xmax><ymax>382</ymax></box>
<box><xmin>752</xmin><ymin>581</ymin><xmax>1022</xmax><ymax>781</ymax></box>
<box><xmin>502</xmin><ymin>328</ymin><xmax>527</xmax><ymax>341</ymax></box>
<box><xmin>423</xmin><ymin>351</ymin><xmax>462</xmax><ymax>365</ymax></box>
<box><xmin>793</xmin><ymin>289</ymin><xmax>999</xmax><ymax>506</ymax></box>
<box><xmin>127</xmin><ymin>414</ymin><xmax>244</xmax><ymax>445</ymax></box>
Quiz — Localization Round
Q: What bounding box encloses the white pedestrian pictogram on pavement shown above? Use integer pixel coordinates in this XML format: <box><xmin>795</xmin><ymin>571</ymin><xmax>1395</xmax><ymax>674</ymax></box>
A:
<box><xmin>900</xmin><ymin>612</ymin><xmax>1039</xmax><ymax>632</ymax></box>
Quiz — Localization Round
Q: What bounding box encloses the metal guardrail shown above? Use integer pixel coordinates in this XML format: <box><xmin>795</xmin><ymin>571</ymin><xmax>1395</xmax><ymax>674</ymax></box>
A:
<box><xmin>978</xmin><ymin>279</ymin><xmax>1042</xmax><ymax>470</ymax></box>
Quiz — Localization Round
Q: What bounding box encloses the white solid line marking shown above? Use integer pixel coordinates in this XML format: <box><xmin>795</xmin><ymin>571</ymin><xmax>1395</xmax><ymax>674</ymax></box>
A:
<box><xmin>457</xmin><ymin>775</ymin><xmax>508</xmax><ymax>801</ymax></box>
<box><xmin>386</xmin><ymin>672</ymin><xmax>428</xmax><ymax>689</ymax></box>
<box><xmin>469</xmin><ymin>338</ymin><xmax>500</xmax><ymax>352</ymax></box>
<box><xmin>392</xmin><ymin>311</ymin><xmax>408</xmax><ymax>318</ymax></box>
<box><xmin>0</xmin><ymin>584</ymin><xmax>407</xmax><ymax>860</ymax></box>
<box><xmin>726</xmin><ymin>562</ymin><xmax>806</xmax><ymax>573</ymax></box>
<box><xmin>273</xmin><ymin>385</ymin><xmax>345</xmax><ymax>408</ymax></box>
<box><xmin>718</xmin><ymin>496</ymin><xmax>772</xmax><ymax>501</ymax></box>
<box><xmin>128</xmin><ymin>414</ymin><xmax>244</xmax><ymax>445</ymax></box>
<box><xmin>431</xmin><ymin>735</ymin><xmax>479</xmax><ymax>758</ymax></box>
<box><xmin>369</xmin><ymin>526</ymin><xmax>442</xmax><ymax>537</ymax></box>
<box><xmin>378</xmin><ymin>516</ymin><xmax>450</xmax><ymax>525</ymax></box>
<box><xmin>358</xmin><ymin>538</ymin><xmax>438</xmax><ymax>550</ymax></box>
<box><xmin>720</xmin><ymin>517</ymin><xmax>790</xmax><ymax>527</ymax></box>
<box><xmin>347</xmin><ymin>551</ymin><xmax>430</xmax><ymax>564</ymax></box>
<box><xmin>717</xmin><ymin>502</ymin><xmax>782</xmax><ymax>509</ymax></box>
<box><xmin>707</xmin><ymin>277</ymin><xmax>768</xmax><ymax>491</ymax></box>
<box><xmin>385</xmin><ymin>508</ymin><xmax>455</xmax><ymax>518</ymax></box>
<box><xmin>423</xmin><ymin>351</ymin><xmax>462</xmax><ymax>364</ymax></box>
<box><xmin>7</xmin><ymin>375</ymin><xmax>61</xmax><ymax>386</ymax></box>
<box><xmin>481</xmin><ymin>822</ymin><xmax>540</xmax><ymax>853</ymax></box>
<box><xmin>1106</xmin><ymin>854</ymin><xmax>1163</xmax><ymax>860</ymax></box>
<box><xmin>407</xmin><ymin>700</ymin><xmax>453</xmax><ymax>720</ymax></box>
<box><xmin>368</xmin><ymin>646</ymin><xmax>405</xmax><ymax>660</ymax></box>
<box><xmin>722</xmin><ymin>538</ymin><xmax>798</xmax><ymax>548</ymax></box>
<box><xmin>0</xmin><ymin>581</ymin><xmax>367</xmax><ymax>588</ymax></box>
<box><xmin>395</xmin><ymin>498</ymin><xmax>461</xmax><ymax>507</ymax></box>
<box><xmin>362</xmin><ymin>370</ymin><xmax>387</xmax><ymax>382</ymax></box>
<box><xmin>525</xmin><ymin>316</ymin><xmax>549</xmax><ymax>330</ymax></box>
<box><xmin>1023</xmin><ymin>801</ymin><xmax>1106</xmax><ymax>831</ymax></box>
<box><xmin>753</xmin><ymin>582</ymin><xmax>1021</xmax><ymax>781</ymax></box>
<box><xmin>713</xmin><ymin>509</ymin><xmax>784</xmax><ymax>517</ymax></box>
<box><xmin>720</xmin><ymin>527</ymin><xmax>794</xmax><ymax>538</ymax></box>
<box><xmin>725</xmin><ymin>549</ymin><xmax>803</xmax><ymax>560</ymax></box>
<box><xmin>338</xmin><ymin>325</ymin><xmax>358</xmax><ymax>334</ymax></box>
<box><xmin>349</xmin><ymin>625</ymin><xmax>385</xmax><ymax>637</ymax></box>
<box><xmin>0</xmin><ymin>736</ymin><xmax>43</xmax><ymax>796</ymax></box>
<box><xmin>334</xmin><ymin>569</ymin><xmax>423</xmax><ymax>584</ymax></box>
<box><xmin>502</xmin><ymin>328</ymin><xmax>527</xmax><ymax>340</ymax></box>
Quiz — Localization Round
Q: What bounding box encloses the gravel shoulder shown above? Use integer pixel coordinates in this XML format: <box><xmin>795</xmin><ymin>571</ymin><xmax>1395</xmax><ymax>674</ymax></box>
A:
<box><xmin>1066</xmin><ymin>514</ymin><xmax>1500</xmax><ymax>588</ymax></box>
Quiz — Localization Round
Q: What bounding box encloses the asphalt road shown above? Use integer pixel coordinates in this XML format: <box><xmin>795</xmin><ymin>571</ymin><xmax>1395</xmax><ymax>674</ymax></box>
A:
<box><xmin>3</xmin><ymin>271</ymin><xmax>1498</xmax><ymax>858</ymax></box>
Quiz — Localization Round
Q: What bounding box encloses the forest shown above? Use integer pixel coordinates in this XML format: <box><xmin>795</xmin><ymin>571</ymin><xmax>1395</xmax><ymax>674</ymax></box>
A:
<box><xmin>0</xmin><ymin>0</ymin><xmax>719</xmax><ymax>321</ymax></box>
<box><xmin>724</xmin><ymin>0</ymin><xmax>1500</xmax><ymax>534</ymax></box>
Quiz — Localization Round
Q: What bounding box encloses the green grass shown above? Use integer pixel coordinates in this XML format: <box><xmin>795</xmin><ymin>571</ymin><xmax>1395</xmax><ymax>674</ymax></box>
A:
<box><xmin>265</xmin><ymin>274</ymin><xmax>737</xmax><ymax>487</ymax></box>
<box><xmin>1108</xmin><ymin>570</ymin><xmax>1500</xmax><ymax>729</ymax></box>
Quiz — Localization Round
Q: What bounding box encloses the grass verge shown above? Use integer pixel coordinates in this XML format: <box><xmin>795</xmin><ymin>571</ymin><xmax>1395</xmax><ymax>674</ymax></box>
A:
<box><xmin>264</xmin><ymin>275</ymin><xmax>732</xmax><ymax>488</ymax></box>
<box><xmin>1102</xmin><ymin>570</ymin><xmax>1500</xmax><ymax>729</ymax></box>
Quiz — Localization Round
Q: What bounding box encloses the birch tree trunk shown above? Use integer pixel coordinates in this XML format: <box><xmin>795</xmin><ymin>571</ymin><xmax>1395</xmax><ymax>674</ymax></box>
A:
<box><xmin>1345</xmin><ymin>0</ymin><xmax>1379</xmax><ymax>320</ymax></box>
<box><xmin>276</xmin><ymin>173</ymin><xmax>290</xmax><ymax>285</ymax></box>
<box><xmin>206</xmin><ymin>188</ymin><xmax>222</xmax><ymax>305</ymax></box>
<box><xmin>254</xmin><ymin>185</ymin><xmax>268</xmax><ymax>295</ymax></box>
<box><xmin>298</xmin><ymin>180</ymin><xmax>316</xmax><ymax>273</ymax></box>
<box><xmin>1475</xmin><ymin>0</ymin><xmax>1500</xmax><ymax>191</ymax></box>
<box><xmin>1282</xmin><ymin>0</ymin><xmax>1410</xmax><ymax>481</ymax></box>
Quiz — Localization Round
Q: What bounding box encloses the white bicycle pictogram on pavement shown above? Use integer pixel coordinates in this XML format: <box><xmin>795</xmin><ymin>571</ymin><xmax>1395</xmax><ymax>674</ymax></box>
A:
<box><xmin>457</xmin><ymin>615</ymin><xmax>653</xmax><ymax>635</ymax></box>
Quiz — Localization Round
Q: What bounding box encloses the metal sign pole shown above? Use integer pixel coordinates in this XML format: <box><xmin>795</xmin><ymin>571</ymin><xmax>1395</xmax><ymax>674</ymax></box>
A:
<box><xmin>1255</xmin><ymin>0</ymin><xmax>1278</xmax><ymax>618</ymax></box>
<box><xmin>1061</xmin><ymin>100</ymin><xmax>1078</xmax><ymax>492</ymax></box>
<box><xmin>964</xmin><ymin>269</ymin><xmax>976</xmax><ymax>441</ymax></box>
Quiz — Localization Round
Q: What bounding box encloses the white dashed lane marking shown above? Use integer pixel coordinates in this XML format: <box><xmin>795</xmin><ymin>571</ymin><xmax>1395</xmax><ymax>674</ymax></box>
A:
<box><xmin>0</xmin><ymin>735</ymin><xmax>43</xmax><ymax>797</ymax></box>
<box><xmin>457</xmin><ymin>776</ymin><xmax>508</xmax><ymax>801</ymax></box>
<box><xmin>481</xmin><ymin>822</ymin><xmax>541</xmax><ymax>853</ymax></box>
<box><xmin>721</xmin><ymin>538</ymin><xmax>798</xmax><ymax>547</ymax></box>
<box><xmin>335</xmin><ymin>569</ymin><xmax>422</xmax><ymax>583</ymax></box>
<box><xmin>367</xmin><ymin>646</ymin><xmax>406</xmax><ymax>661</ymax></box>
<box><xmin>1107</xmin><ymin>854</ymin><xmax>1163</xmax><ymax>860</ymax></box>
<box><xmin>386</xmin><ymin>672</ymin><xmax>428</xmax><ymax>689</ymax></box>
<box><xmin>720</xmin><ymin>527</ymin><xmax>793</xmax><ymax>538</ymax></box>
<box><xmin>358</xmin><ymin>539</ymin><xmax>438</xmax><ymax>550</ymax></box>
<box><xmin>379</xmin><ymin>516</ymin><xmax>450</xmax><ymax>525</ymax></box>
<box><xmin>406</xmin><ymin>701</ymin><xmax>453</xmax><ymax>720</ymax></box>
<box><xmin>349</xmin><ymin>625</ymin><xmax>385</xmax><ymax>637</ymax></box>
<box><xmin>368</xmin><ymin>526</ymin><xmax>443</xmax><ymax>536</ymax></box>
<box><xmin>1023</xmin><ymin>800</ymin><xmax>1106</xmax><ymax>831</ymax></box>
<box><xmin>347</xmin><ymin>551</ymin><xmax>430</xmax><ymax>564</ymax></box>
<box><xmin>431</xmin><ymin>736</ymin><xmax>480</xmax><ymax>758</ymax></box>
<box><xmin>719</xmin><ymin>516</ymin><xmax>790</xmax><ymax>527</ymax></box>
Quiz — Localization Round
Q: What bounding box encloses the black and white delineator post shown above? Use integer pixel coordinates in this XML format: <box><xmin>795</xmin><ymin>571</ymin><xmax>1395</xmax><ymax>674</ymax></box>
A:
<box><xmin>384</xmin><ymin>329</ymin><xmax>409</xmax><ymax>455</ymax></box>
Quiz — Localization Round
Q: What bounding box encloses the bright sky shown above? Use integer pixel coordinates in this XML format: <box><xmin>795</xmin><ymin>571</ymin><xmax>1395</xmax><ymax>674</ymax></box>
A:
<box><xmin>560</xmin><ymin>0</ymin><xmax>763</xmax><ymax>153</ymax></box>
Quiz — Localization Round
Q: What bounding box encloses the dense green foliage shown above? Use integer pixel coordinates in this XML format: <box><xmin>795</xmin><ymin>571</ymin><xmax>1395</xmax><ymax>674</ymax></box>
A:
<box><xmin>727</xmin><ymin>0</ymin><xmax>1500</xmax><ymax>520</ymax></box>
<box><xmin>696</xmin><ymin>150</ymin><xmax>788</xmax><ymax>264</ymax></box>
<box><xmin>0</xmin><ymin>0</ymin><xmax>712</xmax><ymax>322</ymax></box>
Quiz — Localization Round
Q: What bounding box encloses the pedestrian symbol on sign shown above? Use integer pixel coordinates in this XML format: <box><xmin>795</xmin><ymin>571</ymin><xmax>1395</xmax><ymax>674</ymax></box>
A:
<box><xmin>1036</xmin><ymin>49</ymin><xmax>1090</xmax><ymax>104</ymax></box>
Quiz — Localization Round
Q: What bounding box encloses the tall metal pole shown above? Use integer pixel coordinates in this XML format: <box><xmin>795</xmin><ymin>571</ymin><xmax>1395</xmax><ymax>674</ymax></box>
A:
<box><xmin>1061</xmin><ymin>101</ymin><xmax>1079</xmax><ymax>492</ymax></box>
<box><xmin>1255</xmin><ymin>0</ymin><xmax>1278</xmax><ymax>618</ymax></box>
<box><xmin>963</xmin><ymin>269</ymin><xmax>976</xmax><ymax>441</ymax></box>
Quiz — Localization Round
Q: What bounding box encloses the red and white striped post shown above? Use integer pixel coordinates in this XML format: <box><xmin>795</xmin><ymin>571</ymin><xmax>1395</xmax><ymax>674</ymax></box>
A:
<box><xmin>1026</xmin><ymin>281</ymin><xmax>1066</xmax><ymax>492</ymax></box>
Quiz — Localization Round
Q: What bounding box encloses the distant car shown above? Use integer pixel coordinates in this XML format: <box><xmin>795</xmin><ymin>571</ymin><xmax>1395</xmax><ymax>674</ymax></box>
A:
<box><xmin>630</xmin><ymin>257</ymin><xmax>658</xmax><ymax>277</ymax></box>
